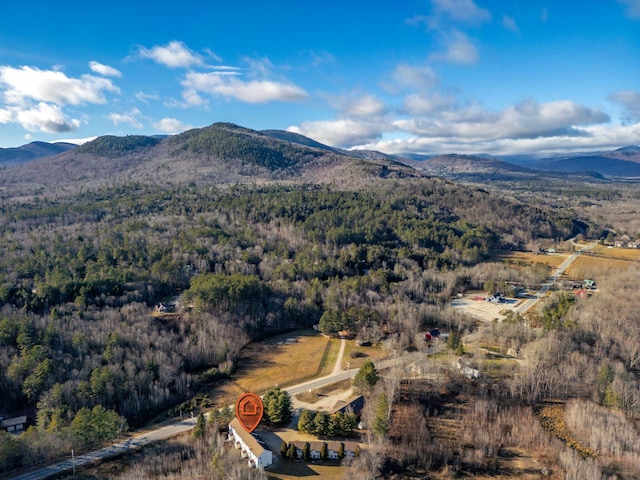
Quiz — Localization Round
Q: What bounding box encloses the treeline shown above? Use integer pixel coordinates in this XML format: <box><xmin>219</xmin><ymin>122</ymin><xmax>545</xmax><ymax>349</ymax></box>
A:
<box><xmin>168</xmin><ymin>123</ymin><xmax>324</xmax><ymax>170</ymax></box>
<box><xmin>75</xmin><ymin>135</ymin><xmax>161</xmax><ymax>157</ymax></box>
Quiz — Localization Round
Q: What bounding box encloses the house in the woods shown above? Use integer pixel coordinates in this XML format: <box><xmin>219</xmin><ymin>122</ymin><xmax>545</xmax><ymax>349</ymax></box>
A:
<box><xmin>0</xmin><ymin>416</ymin><xmax>27</xmax><ymax>433</ymax></box>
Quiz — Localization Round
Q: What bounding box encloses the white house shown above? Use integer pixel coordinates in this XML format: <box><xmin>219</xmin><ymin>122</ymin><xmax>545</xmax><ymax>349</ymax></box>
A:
<box><xmin>228</xmin><ymin>418</ymin><xmax>273</xmax><ymax>469</ymax></box>
<box><xmin>292</xmin><ymin>440</ymin><xmax>359</xmax><ymax>462</ymax></box>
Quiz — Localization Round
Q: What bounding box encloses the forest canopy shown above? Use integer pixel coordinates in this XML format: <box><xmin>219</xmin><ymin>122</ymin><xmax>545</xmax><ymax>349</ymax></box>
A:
<box><xmin>0</xmin><ymin>176</ymin><xmax>584</xmax><ymax>472</ymax></box>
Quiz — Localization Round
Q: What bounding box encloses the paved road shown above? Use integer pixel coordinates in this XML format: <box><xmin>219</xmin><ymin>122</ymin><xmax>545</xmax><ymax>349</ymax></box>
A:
<box><xmin>9</xmin><ymin>339</ymin><xmax>355</xmax><ymax>480</ymax></box>
<box><xmin>515</xmin><ymin>242</ymin><xmax>597</xmax><ymax>314</ymax></box>
<box><xmin>9</xmin><ymin>416</ymin><xmax>202</xmax><ymax>480</ymax></box>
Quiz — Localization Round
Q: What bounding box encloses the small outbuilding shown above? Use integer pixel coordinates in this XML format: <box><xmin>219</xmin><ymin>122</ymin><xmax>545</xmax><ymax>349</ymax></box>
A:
<box><xmin>1</xmin><ymin>416</ymin><xmax>27</xmax><ymax>433</ymax></box>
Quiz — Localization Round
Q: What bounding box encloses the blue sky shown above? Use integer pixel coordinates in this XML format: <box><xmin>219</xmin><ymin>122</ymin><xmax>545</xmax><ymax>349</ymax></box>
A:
<box><xmin>0</xmin><ymin>0</ymin><xmax>639</xmax><ymax>156</ymax></box>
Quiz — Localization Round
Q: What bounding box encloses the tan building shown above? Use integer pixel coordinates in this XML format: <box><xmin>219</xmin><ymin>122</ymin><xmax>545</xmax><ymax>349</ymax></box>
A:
<box><xmin>228</xmin><ymin>417</ymin><xmax>273</xmax><ymax>469</ymax></box>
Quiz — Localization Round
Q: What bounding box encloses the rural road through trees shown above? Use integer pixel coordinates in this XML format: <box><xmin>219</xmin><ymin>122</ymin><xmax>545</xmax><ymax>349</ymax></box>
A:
<box><xmin>10</xmin><ymin>240</ymin><xmax>593</xmax><ymax>480</ymax></box>
<box><xmin>9</xmin><ymin>340</ymin><xmax>353</xmax><ymax>480</ymax></box>
<box><xmin>515</xmin><ymin>242</ymin><xmax>597</xmax><ymax>314</ymax></box>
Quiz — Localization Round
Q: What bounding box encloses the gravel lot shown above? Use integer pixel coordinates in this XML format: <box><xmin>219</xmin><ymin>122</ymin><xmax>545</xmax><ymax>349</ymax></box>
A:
<box><xmin>450</xmin><ymin>292</ymin><xmax>523</xmax><ymax>323</ymax></box>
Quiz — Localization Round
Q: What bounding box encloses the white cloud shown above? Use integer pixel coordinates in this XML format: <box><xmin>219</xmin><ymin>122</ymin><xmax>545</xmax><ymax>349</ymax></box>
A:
<box><xmin>618</xmin><ymin>0</ymin><xmax>640</xmax><ymax>19</ymax></box>
<box><xmin>430</xmin><ymin>29</ymin><xmax>479</xmax><ymax>64</ymax></box>
<box><xmin>396</xmin><ymin>99</ymin><xmax>609</xmax><ymax>140</ymax></box>
<box><xmin>0</xmin><ymin>66</ymin><xmax>118</xmax><ymax>106</ymax></box>
<box><xmin>431</xmin><ymin>0</ymin><xmax>492</xmax><ymax>26</ymax></box>
<box><xmin>608</xmin><ymin>90</ymin><xmax>640</xmax><ymax>122</ymax></box>
<box><xmin>359</xmin><ymin>121</ymin><xmax>640</xmax><ymax>157</ymax></box>
<box><xmin>0</xmin><ymin>108</ymin><xmax>13</xmax><ymax>123</ymax></box>
<box><xmin>346</xmin><ymin>97</ymin><xmax>622</xmax><ymax>157</ymax></box>
<box><xmin>139</xmin><ymin>40</ymin><xmax>204</xmax><ymax>68</ymax></box>
<box><xmin>242</xmin><ymin>57</ymin><xmax>275</xmax><ymax>78</ymax></box>
<box><xmin>153</xmin><ymin>118</ymin><xmax>192</xmax><ymax>133</ymax></box>
<box><xmin>108</xmin><ymin>108</ymin><xmax>143</xmax><ymax>128</ymax></box>
<box><xmin>306</xmin><ymin>50</ymin><xmax>336</xmax><ymax>67</ymax></box>
<box><xmin>89</xmin><ymin>61</ymin><xmax>122</xmax><ymax>77</ymax></box>
<box><xmin>501</xmin><ymin>15</ymin><xmax>520</xmax><ymax>33</ymax></box>
<box><xmin>53</xmin><ymin>135</ymin><xmax>97</xmax><ymax>145</ymax></box>
<box><xmin>0</xmin><ymin>102</ymin><xmax>81</xmax><ymax>133</ymax></box>
<box><xmin>392</xmin><ymin>64</ymin><xmax>440</xmax><ymax>91</ymax></box>
<box><xmin>181</xmin><ymin>71</ymin><xmax>308</xmax><ymax>104</ymax></box>
<box><xmin>135</xmin><ymin>91</ymin><xmax>159</xmax><ymax>104</ymax></box>
<box><xmin>402</xmin><ymin>92</ymin><xmax>457</xmax><ymax>115</ymax></box>
<box><xmin>330</xmin><ymin>94</ymin><xmax>385</xmax><ymax>117</ymax></box>
<box><xmin>288</xmin><ymin>118</ymin><xmax>388</xmax><ymax>148</ymax></box>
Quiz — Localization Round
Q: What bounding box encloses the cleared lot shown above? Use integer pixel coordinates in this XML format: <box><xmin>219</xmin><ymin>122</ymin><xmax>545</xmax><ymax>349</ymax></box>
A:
<box><xmin>450</xmin><ymin>292</ymin><xmax>523</xmax><ymax>322</ymax></box>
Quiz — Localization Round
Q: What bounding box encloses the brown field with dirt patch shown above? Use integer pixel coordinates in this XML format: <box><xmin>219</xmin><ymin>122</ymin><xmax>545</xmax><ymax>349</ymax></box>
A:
<box><xmin>211</xmin><ymin>330</ymin><xmax>337</xmax><ymax>407</ymax></box>
<box><xmin>341</xmin><ymin>339</ymin><xmax>388</xmax><ymax>370</ymax></box>
<box><xmin>498</xmin><ymin>251</ymin><xmax>568</xmax><ymax>268</ymax></box>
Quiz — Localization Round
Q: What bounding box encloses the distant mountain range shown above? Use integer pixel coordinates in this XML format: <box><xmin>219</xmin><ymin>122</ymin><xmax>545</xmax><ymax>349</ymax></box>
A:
<box><xmin>1</xmin><ymin>126</ymin><xmax>639</xmax><ymax>183</ymax></box>
<box><xmin>524</xmin><ymin>146</ymin><xmax>640</xmax><ymax>177</ymax></box>
<box><xmin>0</xmin><ymin>141</ymin><xmax>76</xmax><ymax>165</ymax></box>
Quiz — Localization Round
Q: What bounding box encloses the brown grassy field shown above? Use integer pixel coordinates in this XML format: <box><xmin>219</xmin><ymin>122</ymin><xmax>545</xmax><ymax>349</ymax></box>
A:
<box><xmin>211</xmin><ymin>330</ymin><xmax>337</xmax><ymax>407</ymax></box>
<box><xmin>498</xmin><ymin>250</ymin><xmax>568</xmax><ymax>268</ymax></box>
<box><xmin>267</xmin><ymin>461</ymin><xmax>346</xmax><ymax>480</ymax></box>
<box><xmin>564</xmin><ymin>250</ymin><xmax>639</xmax><ymax>279</ymax></box>
<box><xmin>590</xmin><ymin>244</ymin><xmax>640</xmax><ymax>260</ymax></box>
<box><xmin>341</xmin><ymin>339</ymin><xmax>388</xmax><ymax>370</ymax></box>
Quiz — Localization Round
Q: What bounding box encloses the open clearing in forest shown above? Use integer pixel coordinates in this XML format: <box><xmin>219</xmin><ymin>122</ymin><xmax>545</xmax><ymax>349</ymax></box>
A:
<box><xmin>590</xmin><ymin>244</ymin><xmax>640</xmax><ymax>260</ymax></box>
<box><xmin>498</xmin><ymin>250</ymin><xmax>568</xmax><ymax>269</ymax></box>
<box><xmin>210</xmin><ymin>330</ymin><xmax>337</xmax><ymax>406</ymax></box>
<box><xmin>451</xmin><ymin>291</ymin><xmax>522</xmax><ymax>322</ymax></box>
<box><xmin>564</xmin><ymin>246</ymin><xmax>640</xmax><ymax>279</ymax></box>
<box><xmin>210</xmin><ymin>332</ymin><xmax>390</xmax><ymax>408</ymax></box>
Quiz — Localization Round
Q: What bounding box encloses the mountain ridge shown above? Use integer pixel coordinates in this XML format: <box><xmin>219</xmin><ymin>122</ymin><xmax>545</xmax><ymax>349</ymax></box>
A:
<box><xmin>3</xmin><ymin>126</ymin><xmax>639</xmax><ymax>180</ymax></box>
<box><xmin>0</xmin><ymin>123</ymin><xmax>423</xmax><ymax>194</ymax></box>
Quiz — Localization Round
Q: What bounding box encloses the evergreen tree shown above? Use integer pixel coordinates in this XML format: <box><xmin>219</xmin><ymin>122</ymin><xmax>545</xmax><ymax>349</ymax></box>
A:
<box><xmin>313</xmin><ymin>411</ymin><xmax>329</xmax><ymax>435</ymax></box>
<box><xmin>263</xmin><ymin>386</ymin><xmax>293</xmax><ymax>426</ymax></box>
<box><xmin>320</xmin><ymin>442</ymin><xmax>328</xmax><ymax>460</ymax></box>
<box><xmin>372</xmin><ymin>393</ymin><xmax>390</xmax><ymax>440</ymax></box>
<box><xmin>353</xmin><ymin>360</ymin><xmax>378</xmax><ymax>393</ymax></box>
<box><xmin>193</xmin><ymin>412</ymin><xmax>206</xmax><ymax>439</ymax></box>
<box><xmin>286</xmin><ymin>443</ymin><xmax>298</xmax><ymax>461</ymax></box>
<box><xmin>303</xmin><ymin>442</ymin><xmax>311</xmax><ymax>461</ymax></box>
<box><xmin>297</xmin><ymin>409</ymin><xmax>315</xmax><ymax>433</ymax></box>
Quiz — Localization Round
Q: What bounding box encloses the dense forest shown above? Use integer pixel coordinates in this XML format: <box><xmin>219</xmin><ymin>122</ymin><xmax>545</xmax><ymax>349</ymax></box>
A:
<box><xmin>0</xmin><ymin>173</ymin><xmax>582</xmax><ymax>472</ymax></box>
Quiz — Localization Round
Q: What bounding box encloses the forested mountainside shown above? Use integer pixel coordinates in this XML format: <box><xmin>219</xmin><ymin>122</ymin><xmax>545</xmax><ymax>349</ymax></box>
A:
<box><xmin>0</xmin><ymin>123</ymin><xmax>418</xmax><ymax>195</ymax></box>
<box><xmin>2</xmin><ymin>124</ymin><xmax>637</xmax><ymax>479</ymax></box>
